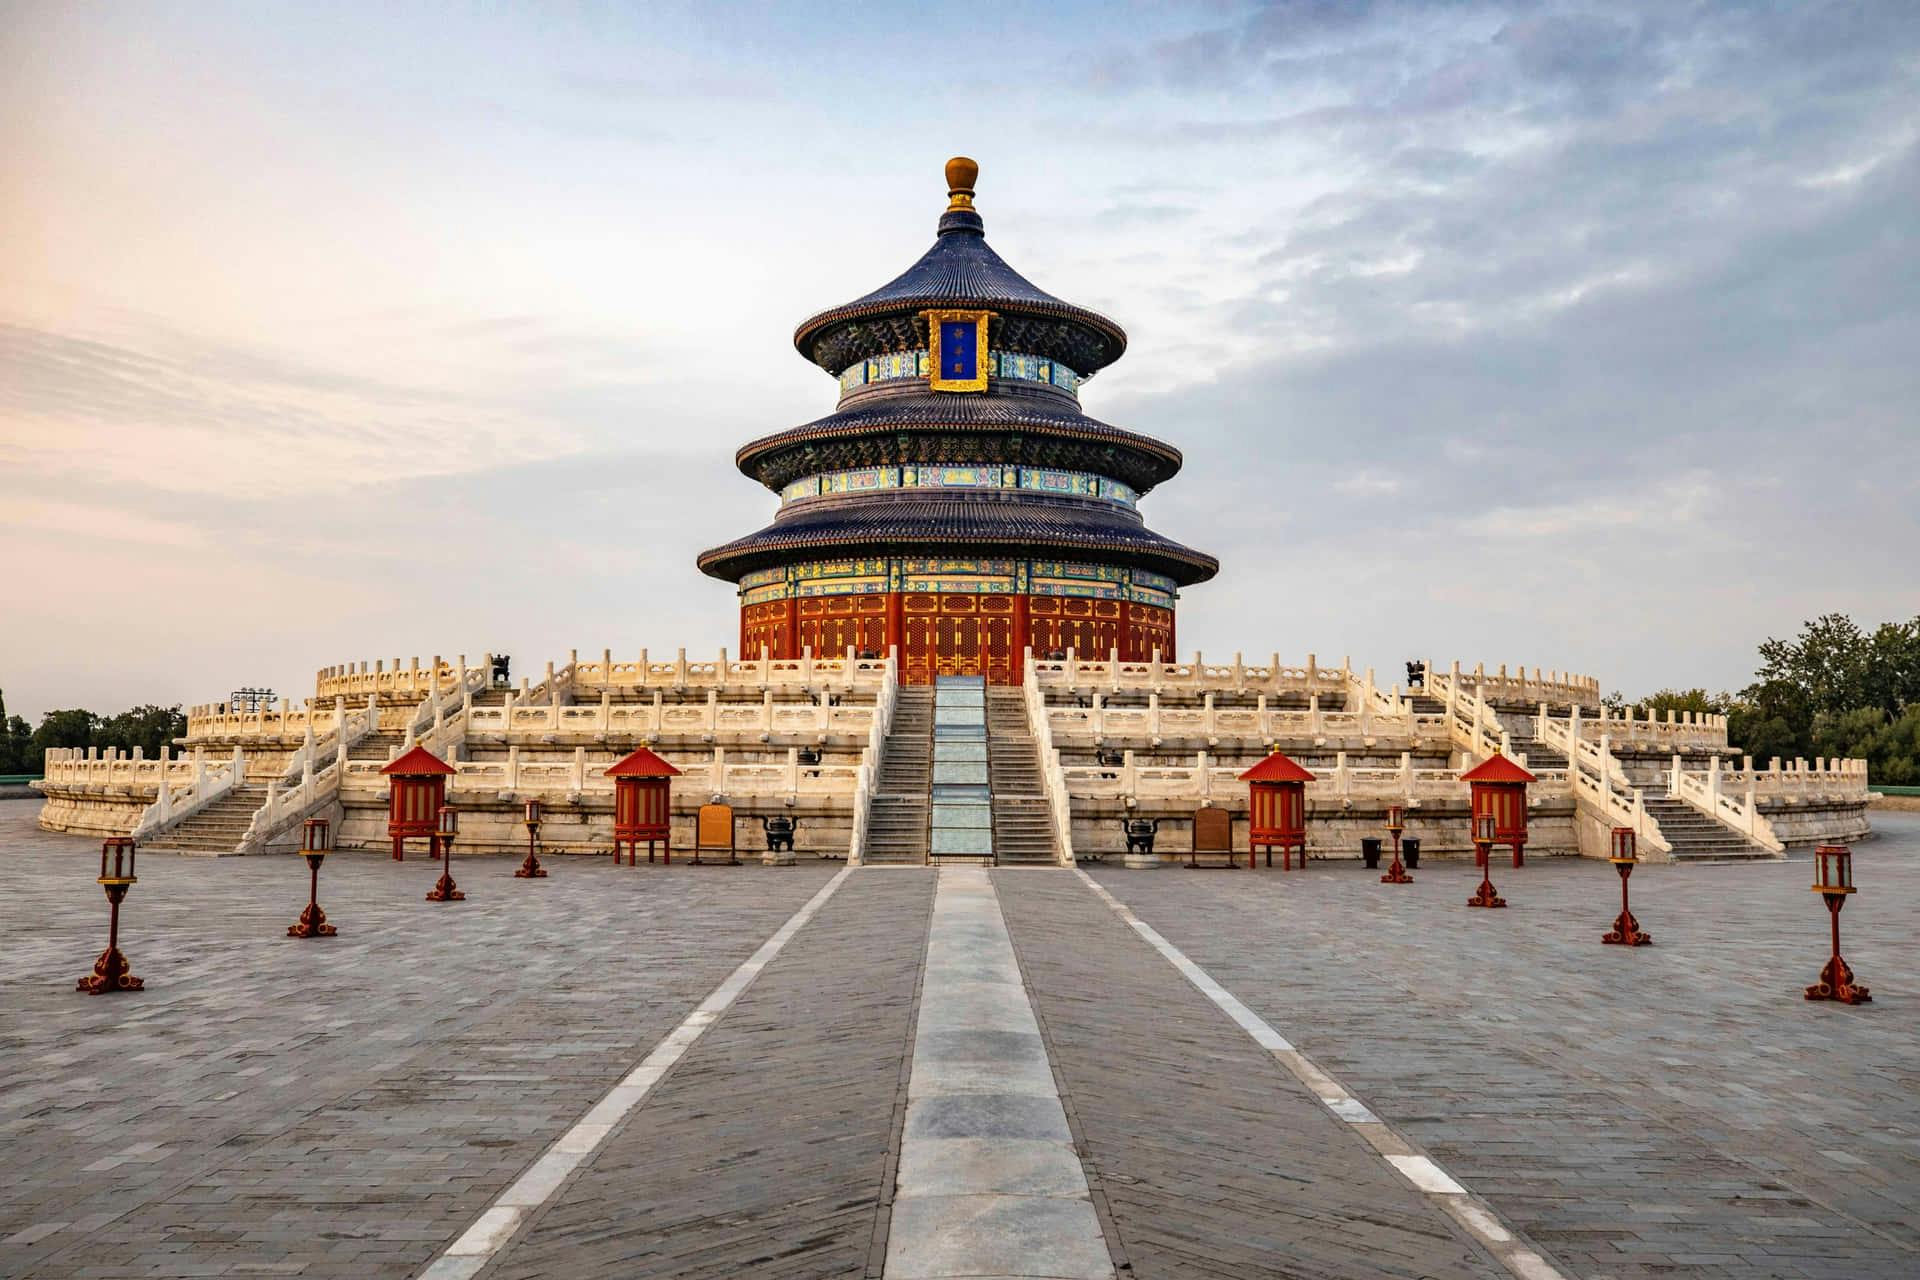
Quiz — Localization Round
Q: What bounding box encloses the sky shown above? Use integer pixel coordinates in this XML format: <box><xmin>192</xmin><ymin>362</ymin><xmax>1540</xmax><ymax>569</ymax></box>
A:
<box><xmin>2</xmin><ymin>0</ymin><xmax>1917</xmax><ymax>723</ymax></box>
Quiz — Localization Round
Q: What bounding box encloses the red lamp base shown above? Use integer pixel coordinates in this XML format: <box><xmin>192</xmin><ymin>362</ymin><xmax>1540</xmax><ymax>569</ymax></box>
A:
<box><xmin>1602</xmin><ymin>909</ymin><xmax>1651</xmax><ymax>946</ymax></box>
<box><xmin>426</xmin><ymin>873</ymin><xmax>465</xmax><ymax>902</ymax></box>
<box><xmin>76</xmin><ymin>946</ymin><xmax>143</xmax><ymax>993</ymax></box>
<box><xmin>1804</xmin><ymin>954</ymin><xmax>1870</xmax><ymax>1004</ymax></box>
<box><xmin>1466</xmin><ymin>879</ymin><xmax>1507</xmax><ymax>909</ymax></box>
<box><xmin>515</xmin><ymin>855</ymin><xmax>547</xmax><ymax>879</ymax></box>
<box><xmin>287</xmin><ymin>902</ymin><xmax>337</xmax><ymax>938</ymax></box>
<box><xmin>1380</xmin><ymin>862</ymin><xmax>1413</xmax><ymax>884</ymax></box>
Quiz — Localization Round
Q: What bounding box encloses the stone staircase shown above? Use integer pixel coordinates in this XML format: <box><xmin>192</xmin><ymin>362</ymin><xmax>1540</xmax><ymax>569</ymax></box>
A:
<box><xmin>864</xmin><ymin>686</ymin><xmax>932</xmax><ymax>865</ymax></box>
<box><xmin>350</xmin><ymin>730</ymin><xmax>410</xmax><ymax>765</ymax></box>
<box><xmin>1505</xmin><ymin>718</ymin><xmax>1569</xmax><ymax>772</ymax></box>
<box><xmin>1639</xmin><ymin>794</ymin><xmax>1776</xmax><ymax>861</ymax></box>
<box><xmin>986</xmin><ymin>688</ymin><xmax>1059</xmax><ymax>866</ymax></box>
<box><xmin>141</xmin><ymin>784</ymin><xmax>271</xmax><ymax>855</ymax></box>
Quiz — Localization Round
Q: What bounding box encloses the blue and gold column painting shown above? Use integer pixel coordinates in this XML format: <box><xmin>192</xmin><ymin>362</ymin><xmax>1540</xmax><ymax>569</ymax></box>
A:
<box><xmin>926</xmin><ymin>309</ymin><xmax>990</xmax><ymax>392</ymax></box>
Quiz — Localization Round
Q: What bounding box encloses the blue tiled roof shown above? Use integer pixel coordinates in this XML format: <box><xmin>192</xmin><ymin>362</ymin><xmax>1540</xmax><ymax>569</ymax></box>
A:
<box><xmin>793</xmin><ymin>208</ymin><xmax>1127</xmax><ymax>374</ymax></box>
<box><xmin>697</xmin><ymin>492</ymin><xmax>1218</xmax><ymax>586</ymax></box>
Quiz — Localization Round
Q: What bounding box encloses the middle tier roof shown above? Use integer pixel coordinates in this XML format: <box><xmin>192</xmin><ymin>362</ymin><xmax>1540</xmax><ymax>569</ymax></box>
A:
<box><xmin>734</xmin><ymin>383</ymin><xmax>1185</xmax><ymax>496</ymax></box>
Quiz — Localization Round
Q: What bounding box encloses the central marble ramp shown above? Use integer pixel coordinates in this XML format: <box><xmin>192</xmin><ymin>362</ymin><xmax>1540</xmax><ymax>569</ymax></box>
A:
<box><xmin>885</xmin><ymin>866</ymin><xmax>1113</xmax><ymax>1279</ymax></box>
<box><xmin>995</xmin><ymin>871</ymin><xmax>1508</xmax><ymax>1280</ymax></box>
<box><xmin>929</xmin><ymin>676</ymin><xmax>993</xmax><ymax>861</ymax></box>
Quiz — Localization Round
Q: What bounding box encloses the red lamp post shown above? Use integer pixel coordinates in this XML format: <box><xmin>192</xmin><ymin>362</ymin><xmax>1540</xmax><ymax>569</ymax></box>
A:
<box><xmin>287</xmin><ymin>817</ymin><xmax>339</xmax><ymax>938</ymax></box>
<box><xmin>607</xmin><ymin>744</ymin><xmax>680</xmax><ymax>865</ymax></box>
<box><xmin>1466</xmin><ymin>813</ymin><xmax>1507</xmax><ymax>908</ymax></box>
<box><xmin>1601</xmin><ymin>826</ymin><xmax>1650</xmax><ymax>946</ymax></box>
<box><xmin>1238</xmin><ymin>746</ymin><xmax>1313</xmax><ymax>870</ymax></box>
<box><xmin>1381</xmin><ymin>803</ymin><xmax>1413</xmax><ymax>884</ymax></box>
<box><xmin>516</xmin><ymin>798</ymin><xmax>548</xmax><ymax>879</ymax></box>
<box><xmin>380</xmin><ymin>744</ymin><xmax>456</xmax><ymax>861</ymax></box>
<box><xmin>1460</xmin><ymin>753</ymin><xmax>1535</xmax><ymax>868</ymax></box>
<box><xmin>77</xmin><ymin>836</ymin><xmax>144</xmax><ymax>994</ymax></box>
<box><xmin>1804</xmin><ymin>844</ymin><xmax>1870</xmax><ymax>1004</ymax></box>
<box><xmin>425</xmin><ymin>804</ymin><xmax>465</xmax><ymax>902</ymax></box>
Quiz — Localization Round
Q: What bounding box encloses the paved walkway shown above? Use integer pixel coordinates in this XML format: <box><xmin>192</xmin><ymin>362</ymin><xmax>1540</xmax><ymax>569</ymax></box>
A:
<box><xmin>886</xmin><ymin>867</ymin><xmax>1109</xmax><ymax>1280</ymax></box>
<box><xmin>1000</xmin><ymin>869</ymin><xmax>1509</xmax><ymax>1280</ymax></box>
<box><xmin>1089</xmin><ymin>814</ymin><xmax>1920</xmax><ymax>1278</ymax></box>
<box><xmin>4</xmin><ymin>803</ymin><xmax>1919</xmax><ymax>1278</ymax></box>
<box><xmin>487</xmin><ymin>869</ymin><xmax>929</xmax><ymax>1279</ymax></box>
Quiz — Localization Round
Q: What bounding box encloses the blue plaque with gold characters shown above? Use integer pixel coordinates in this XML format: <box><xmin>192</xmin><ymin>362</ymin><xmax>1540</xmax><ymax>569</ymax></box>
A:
<box><xmin>926</xmin><ymin>309</ymin><xmax>990</xmax><ymax>392</ymax></box>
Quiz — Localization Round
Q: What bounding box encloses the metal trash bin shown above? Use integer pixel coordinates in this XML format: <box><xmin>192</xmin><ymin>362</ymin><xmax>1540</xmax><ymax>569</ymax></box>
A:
<box><xmin>1401</xmin><ymin>837</ymin><xmax>1421</xmax><ymax>870</ymax></box>
<box><xmin>1361</xmin><ymin>837</ymin><xmax>1383</xmax><ymax>869</ymax></box>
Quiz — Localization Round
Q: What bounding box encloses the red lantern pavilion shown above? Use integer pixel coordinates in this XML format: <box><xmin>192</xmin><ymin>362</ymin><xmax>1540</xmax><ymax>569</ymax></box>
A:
<box><xmin>607</xmin><ymin>744</ymin><xmax>680</xmax><ymax>865</ymax></box>
<box><xmin>1238</xmin><ymin>748</ymin><xmax>1314</xmax><ymax>870</ymax></box>
<box><xmin>1459</xmin><ymin>752</ymin><xmax>1536</xmax><ymax>868</ymax></box>
<box><xmin>380</xmin><ymin>744</ymin><xmax>456</xmax><ymax>861</ymax></box>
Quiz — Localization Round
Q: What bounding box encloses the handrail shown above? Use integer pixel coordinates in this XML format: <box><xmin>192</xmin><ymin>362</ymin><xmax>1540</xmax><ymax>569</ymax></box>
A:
<box><xmin>1668</xmin><ymin>755</ymin><xmax>1785</xmax><ymax>853</ymax></box>
<box><xmin>1030</xmin><ymin>650</ymin><xmax>1353</xmax><ymax>697</ymax></box>
<box><xmin>1024</xmin><ymin>650</ymin><xmax>1079</xmax><ymax>865</ymax></box>
<box><xmin>1057</xmin><ymin>747</ymin><xmax>1572</xmax><ymax>809</ymax></box>
<box><xmin>465</xmin><ymin>695</ymin><xmax>877</xmax><ymax>743</ymax></box>
<box><xmin>1430</xmin><ymin>666</ymin><xmax>1674</xmax><ymax>856</ymax></box>
<box><xmin>237</xmin><ymin>665</ymin><xmax>491</xmax><ymax>854</ymax></box>
<box><xmin>1041</xmin><ymin>699</ymin><xmax>1443</xmax><ymax>748</ymax></box>
<box><xmin>128</xmin><ymin>746</ymin><xmax>246</xmax><ymax>840</ymax></box>
<box><xmin>1417</xmin><ymin>659</ymin><xmax>1601</xmax><ymax>709</ymax></box>
<box><xmin>849</xmin><ymin>652</ymin><xmax>899</xmax><ymax>864</ymax></box>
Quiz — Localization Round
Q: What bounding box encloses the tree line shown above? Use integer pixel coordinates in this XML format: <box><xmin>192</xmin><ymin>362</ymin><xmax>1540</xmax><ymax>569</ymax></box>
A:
<box><xmin>1616</xmin><ymin>614</ymin><xmax>1920</xmax><ymax>785</ymax></box>
<box><xmin>0</xmin><ymin>691</ymin><xmax>188</xmax><ymax>776</ymax></box>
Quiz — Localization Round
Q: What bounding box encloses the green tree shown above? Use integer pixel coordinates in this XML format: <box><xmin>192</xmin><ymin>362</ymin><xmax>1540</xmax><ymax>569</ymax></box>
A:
<box><xmin>95</xmin><ymin>705</ymin><xmax>187</xmax><ymax>759</ymax></box>
<box><xmin>1756</xmin><ymin>613</ymin><xmax>1873</xmax><ymax>720</ymax></box>
<box><xmin>1863</xmin><ymin>619</ymin><xmax>1920</xmax><ymax>716</ymax></box>
<box><xmin>1726</xmin><ymin>678</ymin><xmax>1813</xmax><ymax>767</ymax></box>
<box><xmin>1630</xmin><ymin>688</ymin><xmax>1730</xmax><ymax>719</ymax></box>
<box><xmin>3</xmin><ymin>716</ymin><xmax>28</xmax><ymax>775</ymax></box>
<box><xmin>26</xmin><ymin>709</ymin><xmax>98</xmax><ymax>774</ymax></box>
<box><xmin>1811</xmin><ymin>706</ymin><xmax>1888</xmax><ymax>764</ymax></box>
<box><xmin>0</xmin><ymin>688</ymin><xmax>11</xmax><ymax>774</ymax></box>
<box><xmin>1865</xmin><ymin>707</ymin><xmax>1920</xmax><ymax>786</ymax></box>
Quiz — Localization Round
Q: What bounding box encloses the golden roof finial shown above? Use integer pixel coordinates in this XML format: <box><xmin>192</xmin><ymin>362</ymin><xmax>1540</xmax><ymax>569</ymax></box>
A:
<box><xmin>945</xmin><ymin>156</ymin><xmax>978</xmax><ymax>211</ymax></box>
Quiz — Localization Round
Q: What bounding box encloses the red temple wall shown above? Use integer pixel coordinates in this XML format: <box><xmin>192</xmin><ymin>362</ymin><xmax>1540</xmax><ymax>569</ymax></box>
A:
<box><xmin>740</xmin><ymin>593</ymin><xmax>1175</xmax><ymax>685</ymax></box>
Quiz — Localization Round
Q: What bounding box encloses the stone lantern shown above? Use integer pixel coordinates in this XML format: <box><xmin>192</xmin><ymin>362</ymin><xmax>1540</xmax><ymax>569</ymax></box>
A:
<box><xmin>607</xmin><ymin>744</ymin><xmax>680</xmax><ymax>865</ymax></box>
<box><xmin>1602</xmin><ymin>826</ymin><xmax>1651</xmax><ymax>946</ymax></box>
<box><xmin>1459</xmin><ymin>752</ymin><xmax>1536</xmax><ymax>867</ymax></box>
<box><xmin>77</xmin><ymin>836</ymin><xmax>143</xmax><ymax>994</ymax></box>
<box><xmin>1238</xmin><ymin>746</ymin><xmax>1313</xmax><ymax>870</ymax></box>
<box><xmin>287</xmin><ymin>817</ymin><xmax>338</xmax><ymax>938</ymax></box>
<box><xmin>380</xmin><ymin>744</ymin><xmax>456</xmax><ymax>861</ymax></box>
<box><xmin>1805</xmin><ymin>843</ymin><xmax>1869</xmax><ymax>1004</ymax></box>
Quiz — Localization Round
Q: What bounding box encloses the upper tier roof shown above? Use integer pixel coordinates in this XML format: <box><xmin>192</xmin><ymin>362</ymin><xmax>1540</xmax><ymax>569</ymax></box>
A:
<box><xmin>793</xmin><ymin>158</ymin><xmax>1127</xmax><ymax>377</ymax></box>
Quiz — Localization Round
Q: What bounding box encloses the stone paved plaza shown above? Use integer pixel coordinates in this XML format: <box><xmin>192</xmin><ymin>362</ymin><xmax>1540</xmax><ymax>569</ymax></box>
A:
<box><xmin>3</xmin><ymin>801</ymin><xmax>1918</xmax><ymax>1279</ymax></box>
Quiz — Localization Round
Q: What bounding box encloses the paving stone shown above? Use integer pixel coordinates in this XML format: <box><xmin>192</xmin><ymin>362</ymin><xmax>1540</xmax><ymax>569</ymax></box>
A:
<box><xmin>1086</xmin><ymin>810</ymin><xmax>1920</xmax><ymax>1279</ymax></box>
<box><xmin>998</xmin><ymin>868</ymin><xmax>1508</xmax><ymax>1280</ymax></box>
<box><xmin>0</xmin><ymin>805</ymin><xmax>834</xmax><ymax>1278</ymax></box>
<box><xmin>10</xmin><ymin>799</ymin><xmax>1920</xmax><ymax>1280</ymax></box>
<box><xmin>488</xmin><ymin>869</ymin><xmax>933</xmax><ymax>1279</ymax></box>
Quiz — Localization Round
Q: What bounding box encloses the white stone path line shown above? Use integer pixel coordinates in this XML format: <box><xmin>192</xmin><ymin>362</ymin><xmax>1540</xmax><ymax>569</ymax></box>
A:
<box><xmin>417</xmin><ymin>867</ymin><xmax>854</xmax><ymax>1280</ymax></box>
<box><xmin>1073</xmin><ymin>870</ymin><xmax>1569</xmax><ymax>1280</ymax></box>
<box><xmin>884</xmin><ymin>866</ymin><xmax>1113</xmax><ymax>1279</ymax></box>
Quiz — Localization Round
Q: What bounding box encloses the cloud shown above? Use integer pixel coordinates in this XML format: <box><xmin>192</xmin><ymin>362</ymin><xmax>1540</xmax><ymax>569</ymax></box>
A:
<box><xmin>3</xmin><ymin>0</ymin><xmax>1917</xmax><ymax>719</ymax></box>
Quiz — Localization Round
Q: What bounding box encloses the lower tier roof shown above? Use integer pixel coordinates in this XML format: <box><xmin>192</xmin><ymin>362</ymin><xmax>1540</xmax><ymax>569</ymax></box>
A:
<box><xmin>696</xmin><ymin>492</ymin><xmax>1218</xmax><ymax>587</ymax></box>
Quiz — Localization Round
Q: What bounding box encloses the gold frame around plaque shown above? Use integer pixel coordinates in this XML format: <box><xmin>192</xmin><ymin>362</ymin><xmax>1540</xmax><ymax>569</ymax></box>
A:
<box><xmin>926</xmin><ymin>309</ymin><xmax>991</xmax><ymax>392</ymax></box>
